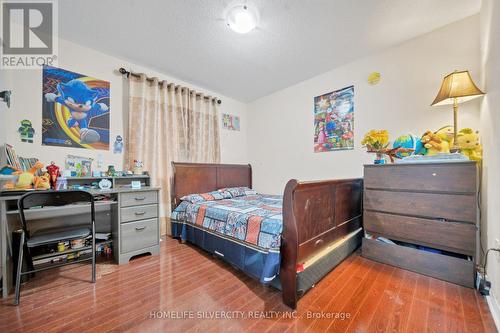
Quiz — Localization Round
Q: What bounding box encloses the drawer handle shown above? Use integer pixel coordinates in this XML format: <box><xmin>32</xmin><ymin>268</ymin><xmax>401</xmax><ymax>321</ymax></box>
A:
<box><xmin>135</xmin><ymin>226</ymin><xmax>146</xmax><ymax>231</ymax></box>
<box><xmin>135</xmin><ymin>197</ymin><xmax>146</xmax><ymax>201</ymax></box>
<box><xmin>135</xmin><ymin>211</ymin><xmax>146</xmax><ymax>215</ymax></box>
<box><xmin>315</xmin><ymin>239</ymin><xmax>324</xmax><ymax>246</ymax></box>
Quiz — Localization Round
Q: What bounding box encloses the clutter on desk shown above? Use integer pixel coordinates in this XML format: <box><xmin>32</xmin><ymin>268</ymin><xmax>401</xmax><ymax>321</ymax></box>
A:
<box><xmin>31</xmin><ymin>235</ymin><xmax>113</xmax><ymax>268</ymax></box>
<box><xmin>56</xmin><ymin>176</ymin><xmax>67</xmax><ymax>190</ymax></box>
<box><xmin>3</xmin><ymin>143</ymin><xmax>42</xmax><ymax>176</ymax></box>
<box><xmin>34</xmin><ymin>172</ymin><xmax>51</xmax><ymax>190</ymax></box>
<box><xmin>98</xmin><ymin>178</ymin><xmax>112</xmax><ymax>190</ymax></box>
<box><xmin>45</xmin><ymin>161</ymin><xmax>60</xmax><ymax>189</ymax></box>
<box><xmin>15</xmin><ymin>161</ymin><xmax>44</xmax><ymax>189</ymax></box>
<box><xmin>0</xmin><ymin>174</ymin><xmax>18</xmax><ymax>190</ymax></box>
<box><xmin>65</xmin><ymin>155</ymin><xmax>93</xmax><ymax>177</ymax></box>
<box><xmin>106</xmin><ymin>165</ymin><xmax>117</xmax><ymax>177</ymax></box>
<box><xmin>133</xmin><ymin>160</ymin><xmax>143</xmax><ymax>175</ymax></box>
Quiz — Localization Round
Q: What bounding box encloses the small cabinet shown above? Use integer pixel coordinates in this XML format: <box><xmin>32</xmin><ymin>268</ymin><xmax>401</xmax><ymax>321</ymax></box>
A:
<box><xmin>114</xmin><ymin>189</ymin><xmax>160</xmax><ymax>264</ymax></box>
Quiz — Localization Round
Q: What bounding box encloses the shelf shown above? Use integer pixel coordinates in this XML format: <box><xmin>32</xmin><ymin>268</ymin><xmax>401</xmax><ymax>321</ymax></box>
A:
<box><xmin>66</xmin><ymin>175</ymin><xmax>149</xmax><ymax>180</ymax></box>
<box><xmin>32</xmin><ymin>252</ymin><xmax>93</xmax><ymax>271</ymax></box>
<box><xmin>32</xmin><ymin>245</ymin><xmax>92</xmax><ymax>261</ymax></box>
<box><xmin>7</xmin><ymin>200</ymin><xmax>117</xmax><ymax>219</ymax></box>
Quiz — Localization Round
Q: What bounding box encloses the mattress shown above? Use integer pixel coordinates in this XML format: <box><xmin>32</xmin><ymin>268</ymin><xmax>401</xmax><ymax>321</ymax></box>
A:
<box><xmin>171</xmin><ymin>194</ymin><xmax>283</xmax><ymax>283</ymax></box>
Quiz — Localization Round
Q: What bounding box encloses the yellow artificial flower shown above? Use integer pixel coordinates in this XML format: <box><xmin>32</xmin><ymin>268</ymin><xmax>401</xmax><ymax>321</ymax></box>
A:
<box><xmin>362</xmin><ymin>130</ymin><xmax>389</xmax><ymax>150</ymax></box>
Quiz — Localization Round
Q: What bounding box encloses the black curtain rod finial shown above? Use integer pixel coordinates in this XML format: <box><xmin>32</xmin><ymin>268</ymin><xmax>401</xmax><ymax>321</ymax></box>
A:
<box><xmin>118</xmin><ymin>67</ymin><xmax>130</xmax><ymax>77</ymax></box>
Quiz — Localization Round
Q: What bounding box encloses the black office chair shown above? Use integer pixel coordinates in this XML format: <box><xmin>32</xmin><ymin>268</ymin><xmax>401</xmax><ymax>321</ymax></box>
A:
<box><xmin>14</xmin><ymin>190</ymin><xmax>96</xmax><ymax>305</ymax></box>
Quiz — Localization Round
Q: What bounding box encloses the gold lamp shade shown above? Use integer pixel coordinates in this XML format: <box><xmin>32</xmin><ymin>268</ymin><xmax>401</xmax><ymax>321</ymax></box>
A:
<box><xmin>431</xmin><ymin>70</ymin><xmax>485</xmax><ymax>153</ymax></box>
<box><xmin>431</xmin><ymin>70</ymin><xmax>484</xmax><ymax>106</ymax></box>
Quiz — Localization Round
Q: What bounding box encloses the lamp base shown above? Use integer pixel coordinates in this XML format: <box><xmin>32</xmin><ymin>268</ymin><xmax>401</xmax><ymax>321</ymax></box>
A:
<box><xmin>450</xmin><ymin>145</ymin><xmax>461</xmax><ymax>154</ymax></box>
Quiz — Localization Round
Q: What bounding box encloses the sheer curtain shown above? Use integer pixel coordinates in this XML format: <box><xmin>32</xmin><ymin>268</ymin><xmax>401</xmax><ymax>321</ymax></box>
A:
<box><xmin>126</xmin><ymin>74</ymin><xmax>220</xmax><ymax>235</ymax></box>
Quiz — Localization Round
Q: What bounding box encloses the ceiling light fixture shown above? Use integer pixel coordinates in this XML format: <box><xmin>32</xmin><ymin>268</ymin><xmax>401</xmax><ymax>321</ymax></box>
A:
<box><xmin>226</xmin><ymin>4</ymin><xmax>259</xmax><ymax>34</ymax></box>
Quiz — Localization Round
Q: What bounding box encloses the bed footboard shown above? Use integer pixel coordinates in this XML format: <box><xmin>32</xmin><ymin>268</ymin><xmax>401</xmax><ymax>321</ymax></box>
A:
<box><xmin>280</xmin><ymin>178</ymin><xmax>363</xmax><ymax>309</ymax></box>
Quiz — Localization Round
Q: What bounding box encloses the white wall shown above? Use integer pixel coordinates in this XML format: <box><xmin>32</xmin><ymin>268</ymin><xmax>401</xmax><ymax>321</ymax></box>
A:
<box><xmin>1</xmin><ymin>37</ymin><xmax>248</xmax><ymax>172</ymax></box>
<box><xmin>247</xmin><ymin>15</ymin><xmax>481</xmax><ymax>194</ymax></box>
<box><xmin>480</xmin><ymin>0</ymin><xmax>500</xmax><ymax>319</ymax></box>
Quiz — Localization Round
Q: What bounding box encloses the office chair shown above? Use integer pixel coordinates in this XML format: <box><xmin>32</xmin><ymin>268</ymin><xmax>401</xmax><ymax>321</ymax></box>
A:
<box><xmin>14</xmin><ymin>190</ymin><xmax>96</xmax><ymax>305</ymax></box>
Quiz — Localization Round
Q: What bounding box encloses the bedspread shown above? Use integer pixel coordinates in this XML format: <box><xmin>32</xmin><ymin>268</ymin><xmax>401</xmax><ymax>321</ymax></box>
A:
<box><xmin>171</xmin><ymin>194</ymin><xmax>283</xmax><ymax>250</ymax></box>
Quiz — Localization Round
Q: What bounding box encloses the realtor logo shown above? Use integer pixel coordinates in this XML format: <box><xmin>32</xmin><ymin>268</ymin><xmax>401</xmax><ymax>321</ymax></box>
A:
<box><xmin>1</xmin><ymin>0</ymin><xmax>58</xmax><ymax>69</ymax></box>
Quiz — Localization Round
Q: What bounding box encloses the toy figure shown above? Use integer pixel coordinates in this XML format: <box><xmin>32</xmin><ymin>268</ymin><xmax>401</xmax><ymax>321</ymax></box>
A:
<box><xmin>435</xmin><ymin>126</ymin><xmax>454</xmax><ymax>152</ymax></box>
<box><xmin>18</xmin><ymin>120</ymin><xmax>35</xmax><ymax>143</ymax></box>
<box><xmin>133</xmin><ymin>160</ymin><xmax>144</xmax><ymax>175</ymax></box>
<box><xmin>113</xmin><ymin>135</ymin><xmax>124</xmax><ymax>154</ymax></box>
<box><xmin>46</xmin><ymin>161</ymin><xmax>60</xmax><ymax>189</ymax></box>
<box><xmin>34</xmin><ymin>173</ymin><xmax>51</xmax><ymax>190</ymax></box>
<box><xmin>107</xmin><ymin>165</ymin><xmax>116</xmax><ymax>177</ymax></box>
<box><xmin>14</xmin><ymin>161</ymin><xmax>44</xmax><ymax>189</ymax></box>
<box><xmin>421</xmin><ymin>131</ymin><xmax>448</xmax><ymax>156</ymax></box>
<box><xmin>456</xmin><ymin>128</ymin><xmax>483</xmax><ymax>161</ymax></box>
<box><xmin>44</xmin><ymin>79</ymin><xmax>108</xmax><ymax>144</ymax></box>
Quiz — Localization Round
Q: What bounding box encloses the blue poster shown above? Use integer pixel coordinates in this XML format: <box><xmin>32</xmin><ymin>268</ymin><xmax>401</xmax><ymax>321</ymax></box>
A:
<box><xmin>42</xmin><ymin>65</ymin><xmax>110</xmax><ymax>150</ymax></box>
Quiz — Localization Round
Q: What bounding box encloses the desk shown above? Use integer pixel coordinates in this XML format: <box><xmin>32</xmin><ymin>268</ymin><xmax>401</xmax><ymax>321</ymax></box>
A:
<box><xmin>0</xmin><ymin>186</ymin><xmax>161</xmax><ymax>298</ymax></box>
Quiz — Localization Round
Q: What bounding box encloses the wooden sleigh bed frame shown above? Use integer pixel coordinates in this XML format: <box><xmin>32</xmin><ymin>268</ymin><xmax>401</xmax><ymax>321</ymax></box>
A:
<box><xmin>171</xmin><ymin>162</ymin><xmax>363</xmax><ymax>309</ymax></box>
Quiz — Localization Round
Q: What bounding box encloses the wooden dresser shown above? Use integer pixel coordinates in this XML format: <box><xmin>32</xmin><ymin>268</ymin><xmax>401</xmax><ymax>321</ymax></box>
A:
<box><xmin>361</xmin><ymin>161</ymin><xmax>478</xmax><ymax>287</ymax></box>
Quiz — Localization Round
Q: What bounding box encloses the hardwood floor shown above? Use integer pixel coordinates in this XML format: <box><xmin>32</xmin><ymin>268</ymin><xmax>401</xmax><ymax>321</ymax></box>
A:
<box><xmin>0</xmin><ymin>237</ymin><xmax>496</xmax><ymax>333</ymax></box>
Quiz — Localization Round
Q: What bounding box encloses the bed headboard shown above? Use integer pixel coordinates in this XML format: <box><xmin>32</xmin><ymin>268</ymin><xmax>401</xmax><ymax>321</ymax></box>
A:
<box><xmin>171</xmin><ymin>162</ymin><xmax>252</xmax><ymax>208</ymax></box>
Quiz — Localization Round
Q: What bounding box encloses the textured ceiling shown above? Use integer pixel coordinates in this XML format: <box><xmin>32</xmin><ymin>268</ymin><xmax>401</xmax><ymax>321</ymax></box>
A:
<box><xmin>58</xmin><ymin>0</ymin><xmax>480</xmax><ymax>102</ymax></box>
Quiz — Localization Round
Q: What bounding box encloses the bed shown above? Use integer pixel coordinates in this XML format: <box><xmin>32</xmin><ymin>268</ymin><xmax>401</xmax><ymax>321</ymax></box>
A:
<box><xmin>170</xmin><ymin>162</ymin><xmax>363</xmax><ymax>309</ymax></box>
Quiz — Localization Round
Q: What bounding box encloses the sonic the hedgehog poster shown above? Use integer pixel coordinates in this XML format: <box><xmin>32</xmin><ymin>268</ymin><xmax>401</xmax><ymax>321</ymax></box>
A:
<box><xmin>42</xmin><ymin>66</ymin><xmax>110</xmax><ymax>150</ymax></box>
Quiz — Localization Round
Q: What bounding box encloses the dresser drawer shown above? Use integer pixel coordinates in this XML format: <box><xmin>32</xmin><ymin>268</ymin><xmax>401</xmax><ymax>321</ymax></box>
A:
<box><xmin>364</xmin><ymin>163</ymin><xmax>477</xmax><ymax>193</ymax></box>
<box><xmin>121</xmin><ymin>204</ymin><xmax>158</xmax><ymax>223</ymax></box>
<box><xmin>364</xmin><ymin>189</ymin><xmax>477</xmax><ymax>223</ymax></box>
<box><xmin>120</xmin><ymin>218</ymin><xmax>158</xmax><ymax>253</ymax></box>
<box><xmin>362</xmin><ymin>238</ymin><xmax>474</xmax><ymax>287</ymax></box>
<box><xmin>364</xmin><ymin>211</ymin><xmax>476</xmax><ymax>255</ymax></box>
<box><xmin>121</xmin><ymin>191</ymin><xmax>158</xmax><ymax>207</ymax></box>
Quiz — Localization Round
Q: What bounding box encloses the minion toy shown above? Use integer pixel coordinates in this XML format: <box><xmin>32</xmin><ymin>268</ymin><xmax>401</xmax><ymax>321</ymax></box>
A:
<box><xmin>18</xmin><ymin>119</ymin><xmax>35</xmax><ymax>143</ymax></box>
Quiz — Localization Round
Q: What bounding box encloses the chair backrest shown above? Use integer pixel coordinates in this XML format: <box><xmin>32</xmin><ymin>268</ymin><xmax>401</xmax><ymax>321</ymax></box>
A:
<box><xmin>17</xmin><ymin>190</ymin><xmax>95</xmax><ymax>235</ymax></box>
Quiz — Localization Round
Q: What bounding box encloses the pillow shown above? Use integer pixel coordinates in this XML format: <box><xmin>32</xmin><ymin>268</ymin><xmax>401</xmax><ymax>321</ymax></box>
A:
<box><xmin>181</xmin><ymin>190</ymin><xmax>232</xmax><ymax>204</ymax></box>
<box><xmin>218</xmin><ymin>187</ymin><xmax>257</xmax><ymax>198</ymax></box>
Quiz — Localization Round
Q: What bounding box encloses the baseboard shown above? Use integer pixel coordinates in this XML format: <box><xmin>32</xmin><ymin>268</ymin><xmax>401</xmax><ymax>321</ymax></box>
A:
<box><xmin>486</xmin><ymin>293</ymin><xmax>500</xmax><ymax>331</ymax></box>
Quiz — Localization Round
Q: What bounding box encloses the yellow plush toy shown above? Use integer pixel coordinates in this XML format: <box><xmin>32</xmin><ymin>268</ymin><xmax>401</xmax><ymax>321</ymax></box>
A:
<box><xmin>435</xmin><ymin>126</ymin><xmax>454</xmax><ymax>151</ymax></box>
<box><xmin>456</xmin><ymin>128</ymin><xmax>482</xmax><ymax>161</ymax></box>
<box><xmin>421</xmin><ymin>130</ymin><xmax>448</xmax><ymax>156</ymax></box>
<box><xmin>34</xmin><ymin>172</ymin><xmax>51</xmax><ymax>190</ymax></box>
<box><xmin>15</xmin><ymin>161</ymin><xmax>44</xmax><ymax>189</ymax></box>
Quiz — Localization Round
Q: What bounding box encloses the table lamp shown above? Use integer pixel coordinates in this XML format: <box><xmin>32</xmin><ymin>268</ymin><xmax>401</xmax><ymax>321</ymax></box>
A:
<box><xmin>431</xmin><ymin>70</ymin><xmax>484</xmax><ymax>153</ymax></box>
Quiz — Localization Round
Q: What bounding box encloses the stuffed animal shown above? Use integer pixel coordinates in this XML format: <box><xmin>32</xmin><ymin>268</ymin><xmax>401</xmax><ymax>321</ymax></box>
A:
<box><xmin>34</xmin><ymin>172</ymin><xmax>51</xmax><ymax>190</ymax></box>
<box><xmin>456</xmin><ymin>128</ymin><xmax>482</xmax><ymax>161</ymax></box>
<box><xmin>421</xmin><ymin>131</ymin><xmax>448</xmax><ymax>156</ymax></box>
<box><xmin>435</xmin><ymin>126</ymin><xmax>454</xmax><ymax>152</ymax></box>
<box><xmin>14</xmin><ymin>161</ymin><xmax>44</xmax><ymax>189</ymax></box>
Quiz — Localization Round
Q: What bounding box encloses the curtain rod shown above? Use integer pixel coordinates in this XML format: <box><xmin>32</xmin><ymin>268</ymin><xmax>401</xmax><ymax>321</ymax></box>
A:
<box><xmin>118</xmin><ymin>67</ymin><xmax>222</xmax><ymax>105</ymax></box>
